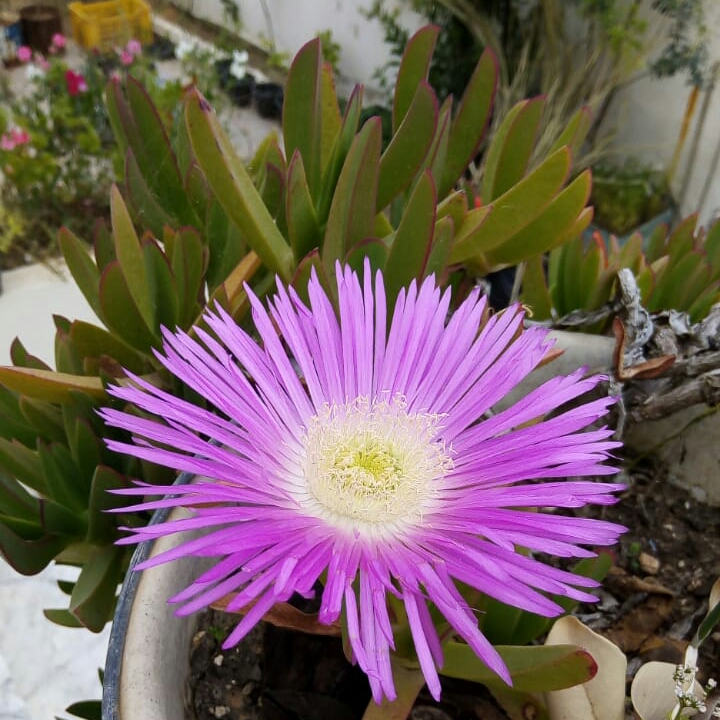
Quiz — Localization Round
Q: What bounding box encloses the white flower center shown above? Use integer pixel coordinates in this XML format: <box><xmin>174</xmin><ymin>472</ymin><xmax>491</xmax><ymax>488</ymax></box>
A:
<box><xmin>301</xmin><ymin>395</ymin><xmax>453</xmax><ymax>535</ymax></box>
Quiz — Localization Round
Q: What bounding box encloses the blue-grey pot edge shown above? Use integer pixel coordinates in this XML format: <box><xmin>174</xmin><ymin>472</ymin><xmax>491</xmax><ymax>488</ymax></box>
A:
<box><xmin>102</xmin><ymin>470</ymin><xmax>195</xmax><ymax>720</ymax></box>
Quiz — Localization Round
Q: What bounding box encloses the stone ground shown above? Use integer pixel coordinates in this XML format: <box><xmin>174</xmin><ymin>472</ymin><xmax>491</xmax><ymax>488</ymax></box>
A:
<box><xmin>0</xmin><ymin>23</ymin><xmax>279</xmax><ymax>719</ymax></box>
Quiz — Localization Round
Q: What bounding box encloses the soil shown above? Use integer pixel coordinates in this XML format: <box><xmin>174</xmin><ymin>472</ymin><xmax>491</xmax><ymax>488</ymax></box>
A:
<box><xmin>186</xmin><ymin>455</ymin><xmax>720</xmax><ymax>720</ymax></box>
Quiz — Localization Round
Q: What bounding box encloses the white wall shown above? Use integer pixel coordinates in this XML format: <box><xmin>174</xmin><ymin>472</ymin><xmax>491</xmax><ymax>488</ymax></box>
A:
<box><xmin>172</xmin><ymin>0</ymin><xmax>422</xmax><ymax>98</ymax></box>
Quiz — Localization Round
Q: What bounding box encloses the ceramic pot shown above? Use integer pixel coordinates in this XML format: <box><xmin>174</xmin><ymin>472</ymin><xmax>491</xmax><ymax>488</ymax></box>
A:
<box><xmin>102</xmin><ymin>472</ymin><xmax>206</xmax><ymax>720</ymax></box>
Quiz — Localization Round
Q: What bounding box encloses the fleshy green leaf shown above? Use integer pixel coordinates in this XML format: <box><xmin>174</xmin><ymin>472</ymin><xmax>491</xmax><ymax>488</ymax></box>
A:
<box><xmin>439</xmin><ymin>48</ymin><xmax>497</xmax><ymax>198</ymax></box>
<box><xmin>111</xmin><ymin>187</ymin><xmax>155</xmax><ymax>330</ymax></box>
<box><xmin>484</xmin><ymin>169</ymin><xmax>592</xmax><ymax>268</ymax></box>
<box><xmin>377</xmin><ymin>82</ymin><xmax>438</xmax><ymax>210</ymax></box>
<box><xmin>442</xmin><ymin>642</ymin><xmax>597</xmax><ymax>692</ymax></box>
<box><xmin>170</xmin><ymin>228</ymin><xmax>206</xmax><ymax>327</ymax></box>
<box><xmin>283</xmin><ymin>39</ymin><xmax>322</xmax><ymax>197</ymax></box>
<box><xmin>107</xmin><ymin>77</ymin><xmax>196</xmax><ymax>227</ymax></box>
<box><xmin>205</xmin><ymin>199</ymin><xmax>246</xmax><ymax>294</ymax></box>
<box><xmin>142</xmin><ymin>238</ymin><xmax>179</xmax><ymax>332</ymax></box>
<box><xmin>58</xmin><ymin>227</ymin><xmax>103</xmax><ymax>321</ymax></box>
<box><xmin>317</xmin><ymin>86</ymin><xmax>363</xmax><ymax>223</ymax></box>
<box><xmin>38</xmin><ymin>441</ymin><xmax>86</xmax><ymax>511</ymax></box>
<box><xmin>92</xmin><ymin>220</ymin><xmax>115</xmax><ymax>273</ymax></box>
<box><xmin>383</xmin><ymin>171</ymin><xmax>437</xmax><ymax>303</ymax></box>
<box><xmin>185</xmin><ymin>91</ymin><xmax>293</xmax><ymax>281</ymax></box>
<box><xmin>695</xmin><ymin>577</ymin><xmax>720</xmax><ymax>644</ymax></box>
<box><xmin>549</xmin><ymin>106</ymin><xmax>592</xmax><ymax>158</ymax></box>
<box><xmin>86</xmin><ymin>466</ymin><xmax>128</xmax><ymax>545</ymax></box>
<box><xmin>10</xmin><ymin>338</ymin><xmax>52</xmax><ymax>371</ymax></box>
<box><xmin>522</xmin><ymin>254</ymin><xmax>553</xmax><ymax>320</ymax></box>
<box><xmin>99</xmin><ymin>261</ymin><xmax>159</xmax><ymax>351</ymax></box>
<box><xmin>343</xmin><ymin>238</ymin><xmax>388</xmax><ymax>275</ymax></box>
<box><xmin>43</xmin><ymin>608</ymin><xmax>84</xmax><ymax>628</ymax></box>
<box><xmin>0</xmin><ymin>471</ymin><xmax>39</xmax><ymax>518</ymax></box>
<box><xmin>319</xmin><ymin>62</ymin><xmax>342</xmax><ymax>171</ymax></box>
<box><xmin>0</xmin><ymin>522</ymin><xmax>69</xmax><ymax>575</ymax></box>
<box><xmin>124</xmin><ymin>150</ymin><xmax>177</xmax><ymax>238</ymax></box>
<box><xmin>425</xmin><ymin>216</ymin><xmax>455</xmax><ymax>278</ymax></box>
<box><xmin>482</xmin><ymin>97</ymin><xmax>545</xmax><ymax>202</ymax></box>
<box><xmin>69</xmin><ymin>545</ymin><xmax>124</xmax><ymax>632</ymax></box>
<box><xmin>322</xmin><ymin>118</ymin><xmax>382</xmax><ymax>277</ymax></box>
<box><xmin>63</xmin><ymin>699</ymin><xmax>102</xmax><ymax>720</ymax></box>
<box><xmin>69</xmin><ymin>321</ymin><xmax>150</xmax><ymax>375</ymax></box>
<box><xmin>0</xmin><ymin>438</ymin><xmax>46</xmax><ymax>495</ymax></box>
<box><xmin>19</xmin><ymin>398</ymin><xmax>65</xmax><ymax>444</ymax></box>
<box><xmin>206</xmin><ymin>252</ymin><xmax>262</xmax><ymax>320</ymax></box>
<box><xmin>286</xmin><ymin>151</ymin><xmax>322</xmax><ymax>261</ymax></box>
<box><xmin>0</xmin><ymin>368</ymin><xmax>106</xmax><ymax>404</ymax></box>
<box><xmin>449</xmin><ymin>148</ymin><xmax>571</xmax><ymax>263</ymax></box>
<box><xmin>393</xmin><ymin>26</ymin><xmax>438</xmax><ymax>133</ymax></box>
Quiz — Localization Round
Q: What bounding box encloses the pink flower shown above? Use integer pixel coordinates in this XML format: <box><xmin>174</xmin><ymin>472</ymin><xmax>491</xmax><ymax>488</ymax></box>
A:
<box><xmin>126</xmin><ymin>39</ymin><xmax>142</xmax><ymax>56</ymax></box>
<box><xmin>0</xmin><ymin>128</ymin><xmax>30</xmax><ymax>151</ymax></box>
<box><xmin>51</xmin><ymin>33</ymin><xmax>66</xmax><ymax>49</ymax></box>
<box><xmin>119</xmin><ymin>49</ymin><xmax>134</xmax><ymax>66</ymax></box>
<box><xmin>10</xmin><ymin>129</ymin><xmax>30</xmax><ymax>146</ymax></box>
<box><xmin>65</xmin><ymin>69</ymin><xmax>88</xmax><ymax>96</ymax></box>
<box><xmin>16</xmin><ymin>46</ymin><xmax>32</xmax><ymax>63</ymax></box>
<box><xmin>102</xmin><ymin>262</ymin><xmax>625</xmax><ymax>702</ymax></box>
<box><xmin>36</xmin><ymin>55</ymin><xmax>49</xmax><ymax>71</ymax></box>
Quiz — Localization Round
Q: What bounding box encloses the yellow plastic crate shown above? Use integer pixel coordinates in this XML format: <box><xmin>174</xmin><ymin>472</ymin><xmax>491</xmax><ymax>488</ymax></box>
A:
<box><xmin>69</xmin><ymin>0</ymin><xmax>153</xmax><ymax>51</ymax></box>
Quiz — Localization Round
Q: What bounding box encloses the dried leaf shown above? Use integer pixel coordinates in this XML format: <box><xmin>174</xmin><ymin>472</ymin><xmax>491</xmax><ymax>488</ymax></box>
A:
<box><xmin>544</xmin><ymin>616</ymin><xmax>626</xmax><ymax>720</ymax></box>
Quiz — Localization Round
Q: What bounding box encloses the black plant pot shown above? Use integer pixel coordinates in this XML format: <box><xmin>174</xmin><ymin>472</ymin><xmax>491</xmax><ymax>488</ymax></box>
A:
<box><xmin>146</xmin><ymin>34</ymin><xmax>176</xmax><ymax>61</ymax></box>
<box><xmin>227</xmin><ymin>72</ymin><xmax>255</xmax><ymax>108</ymax></box>
<box><xmin>254</xmin><ymin>82</ymin><xmax>283</xmax><ymax>121</ymax></box>
<box><xmin>214</xmin><ymin>58</ymin><xmax>232</xmax><ymax>89</ymax></box>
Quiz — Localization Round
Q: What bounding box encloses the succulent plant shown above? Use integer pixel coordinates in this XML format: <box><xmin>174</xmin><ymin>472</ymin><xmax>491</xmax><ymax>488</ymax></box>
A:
<box><xmin>522</xmin><ymin>213</ymin><xmax>720</xmax><ymax>327</ymax></box>
<box><xmin>0</xmin><ymin>25</ymin><xmax>592</xmax><ymax>629</ymax></box>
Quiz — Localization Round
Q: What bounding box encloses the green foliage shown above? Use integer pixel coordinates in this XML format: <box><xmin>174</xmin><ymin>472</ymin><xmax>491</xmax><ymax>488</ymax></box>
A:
<box><xmin>591</xmin><ymin>161</ymin><xmax>673</xmax><ymax>235</ymax></box>
<box><xmin>522</xmin><ymin>213</ymin><xmax>720</xmax><ymax>326</ymax></box>
<box><xmin>650</xmin><ymin>0</ymin><xmax>709</xmax><ymax>87</ymax></box>
<box><xmin>0</xmin><ymin>52</ymin><xmax>116</xmax><ymax>260</ymax></box>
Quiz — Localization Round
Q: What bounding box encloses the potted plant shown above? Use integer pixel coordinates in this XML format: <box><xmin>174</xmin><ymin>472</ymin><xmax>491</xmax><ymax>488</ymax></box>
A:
<box><xmin>0</xmin><ymin>25</ymin><xmax>613</xmax><ymax>719</ymax></box>
<box><xmin>215</xmin><ymin>49</ymin><xmax>255</xmax><ymax>108</ymax></box>
<box><xmin>587</xmin><ymin>160</ymin><xmax>675</xmax><ymax>244</ymax></box>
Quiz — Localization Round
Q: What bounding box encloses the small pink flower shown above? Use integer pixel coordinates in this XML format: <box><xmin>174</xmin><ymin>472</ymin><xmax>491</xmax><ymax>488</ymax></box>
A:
<box><xmin>65</xmin><ymin>69</ymin><xmax>88</xmax><ymax>96</ymax></box>
<box><xmin>36</xmin><ymin>55</ymin><xmax>49</xmax><ymax>71</ymax></box>
<box><xmin>10</xmin><ymin>129</ymin><xmax>30</xmax><ymax>146</ymax></box>
<box><xmin>126</xmin><ymin>39</ymin><xmax>142</xmax><ymax>56</ymax></box>
<box><xmin>0</xmin><ymin>127</ymin><xmax>31</xmax><ymax>151</ymax></box>
<box><xmin>17</xmin><ymin>46</ymin><xmax>32</xmax><ymax>63</ymax></box>
<box><xmin>51</xmin><ymin>33</ymin><xmax>66</xmax><ymax>49</ymax></box>
<box><xmin>119</xmin><ymin>49</ymin><xmax>134</xmax><ymax>66</ymax></box>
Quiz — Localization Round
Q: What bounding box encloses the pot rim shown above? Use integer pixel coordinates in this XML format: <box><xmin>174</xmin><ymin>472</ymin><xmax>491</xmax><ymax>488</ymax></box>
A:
<box><xmin>101</xmin><ymin>470</ymin><xmax>194</xmax><ymax>720</ymax></box>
